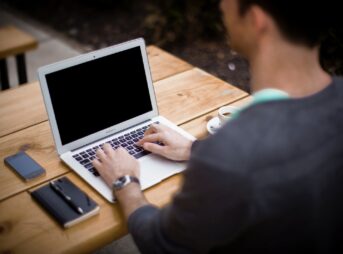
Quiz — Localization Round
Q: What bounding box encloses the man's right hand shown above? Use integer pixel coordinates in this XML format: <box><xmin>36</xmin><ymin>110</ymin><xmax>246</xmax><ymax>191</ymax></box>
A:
<box><xmin>136</xmin><ymin>123</ymin><xmax>193</xmax><ymax>161</ymax></box>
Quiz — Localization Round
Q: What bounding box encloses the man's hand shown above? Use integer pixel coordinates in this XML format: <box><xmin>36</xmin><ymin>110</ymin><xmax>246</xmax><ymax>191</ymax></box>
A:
<box><xmin>137</xmin><ymin>123</ymin><xmax>193</xmax><ymax>161</ymax></box>
<box><xmin>92</xmin><ymin>144</ymin><xmax>148</xmax><ymax>219</ymax></box>
<box><xmin>93</xmin><ymin>144</ymin><xmax>139</xmax><ymax>187</ymax></box>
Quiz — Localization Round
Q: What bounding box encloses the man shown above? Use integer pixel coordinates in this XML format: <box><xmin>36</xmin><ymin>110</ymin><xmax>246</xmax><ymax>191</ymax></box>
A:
<box><xmin>93</xmin><ymin>0</ymin><xmax>343</xmax><ymax>253</ymax></box>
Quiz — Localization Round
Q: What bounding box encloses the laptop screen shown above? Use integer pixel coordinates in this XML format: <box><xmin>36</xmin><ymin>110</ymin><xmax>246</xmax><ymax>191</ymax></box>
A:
<box><xmin>46</xmin><ymin>46</ymin><xmax>153</xmax><ymax>145</ymax></box>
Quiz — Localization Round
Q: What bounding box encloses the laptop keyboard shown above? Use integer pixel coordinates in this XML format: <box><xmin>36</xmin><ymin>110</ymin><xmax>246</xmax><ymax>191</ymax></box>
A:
<box><xmin>72</xmin><ymin>122</ymin><xmax>160</xmax><ymax>177</ymax></box>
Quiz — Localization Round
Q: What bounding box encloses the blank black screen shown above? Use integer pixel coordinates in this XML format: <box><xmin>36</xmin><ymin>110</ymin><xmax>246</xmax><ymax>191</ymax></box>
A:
<box><xmin>46</xmin><ymin>46</ymin><xmax>153</xmax><ymax>145</ymax></box>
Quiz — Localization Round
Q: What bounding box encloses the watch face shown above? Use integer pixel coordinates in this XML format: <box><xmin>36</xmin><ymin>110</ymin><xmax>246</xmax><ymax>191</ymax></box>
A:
<box><xmin>113</xmin><ymin>176</ymin><xmax>127</xmax><ymax>190</ymax></box>
<box><xmin>114</xmin><ymin>176</ymin><xmax>126</xmax><ymax>188</ymax></box>
<box><xmin>113</xmin><ymin>175</ymin><xmax>140</xmax><ymax>191</ymax></box>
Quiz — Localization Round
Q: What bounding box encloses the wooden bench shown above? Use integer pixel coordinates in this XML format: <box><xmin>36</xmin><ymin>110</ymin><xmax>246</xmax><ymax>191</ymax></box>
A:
<box><xmin>0</xmin><ymin>26</ymin><xmax>38</xmax><ymax>90</ymax></box>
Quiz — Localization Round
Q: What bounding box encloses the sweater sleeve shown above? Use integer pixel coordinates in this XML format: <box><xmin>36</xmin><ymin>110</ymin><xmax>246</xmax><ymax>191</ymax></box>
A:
<box><xmin>128</xmin><ymin>139</ymin><xmax>253</xmax><ymax>254</ymax></box>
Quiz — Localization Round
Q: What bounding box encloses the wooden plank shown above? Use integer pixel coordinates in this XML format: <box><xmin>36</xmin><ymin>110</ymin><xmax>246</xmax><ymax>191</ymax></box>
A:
<box><xmin>180</xmin><ymin>96</ymin><xmax>253</xmax><ymax>139</ymax></box>
<box><xmin>0</xmin><ymin>82</ymin><xmax>47</xmax><ymax>138</ymax></box>
<box><xmin>0</xmin><ymin>172</ymin><xmax>182</xmax><ymax>254</ymax></box>
<box><xmin>156</xmin><ymin>68</ymin><xmax>248</xmax><ymax>125</ymax></box>
<box><xmin>0</xmin><ymin>26</ymin><xmax>38</xmax><ymax>59</ymax></box>
<box><xmin>147</xmin><ymin>45</ymin><xmax>193</xmax><ymax>82</ymax></box>
<box><xmin>0</xmin><ymin>121</ymin><xmax>69</xmax><ymax>201</ymax></box>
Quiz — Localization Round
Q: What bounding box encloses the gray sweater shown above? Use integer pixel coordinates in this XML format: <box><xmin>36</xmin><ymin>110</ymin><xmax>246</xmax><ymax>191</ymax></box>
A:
<box><xmin>128</xmin><ymin>77</ymin><xmax>343</xmax><ymax>253</ymax></box>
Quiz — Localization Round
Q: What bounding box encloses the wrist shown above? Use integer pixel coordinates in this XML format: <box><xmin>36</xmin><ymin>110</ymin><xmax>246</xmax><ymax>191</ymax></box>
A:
<box><xmin>112</xmin><ymin>175</ymin><xmax>140</xmax><ymax>191</ymax></box>
<box><xmin>114</xmin><ymin>183</ymin><xmax>142</xmax><ymax>201</ymax></box>
<box><xmin>115</xmin><ymin>184</ymin><xmax>148</xmax><ymax>219</ymax></box>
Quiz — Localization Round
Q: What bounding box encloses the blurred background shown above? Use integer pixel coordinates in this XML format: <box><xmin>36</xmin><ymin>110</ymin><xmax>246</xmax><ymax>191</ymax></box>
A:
<box><xmin>1</xmin><ymin>0</ymin><xmax>342</xmax><ymax>92</ymax></box>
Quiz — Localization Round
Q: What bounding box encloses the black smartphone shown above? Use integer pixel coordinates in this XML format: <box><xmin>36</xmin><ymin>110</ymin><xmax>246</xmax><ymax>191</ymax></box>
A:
<box><xmin>4</xmin><ymin>151</ymin><xmax>46</xmax><ymax>181</ymax></box>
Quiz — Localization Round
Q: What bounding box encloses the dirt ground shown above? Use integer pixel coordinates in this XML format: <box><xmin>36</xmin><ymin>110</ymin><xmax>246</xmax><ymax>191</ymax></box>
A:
<box><xmin>1</xmin><ymin>0</ymin><xmax>251</xmax><ymax>92</ymax></box>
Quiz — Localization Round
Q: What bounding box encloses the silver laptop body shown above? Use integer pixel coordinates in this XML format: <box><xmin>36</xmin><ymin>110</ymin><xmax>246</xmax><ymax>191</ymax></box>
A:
<box><xmin>38</xmin><ymin>38</ymin><xmax>194</xmax><ymax>203</ymax></box>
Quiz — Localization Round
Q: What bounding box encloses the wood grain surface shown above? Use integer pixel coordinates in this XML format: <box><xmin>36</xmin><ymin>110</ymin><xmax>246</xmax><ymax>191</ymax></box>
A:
<box><xmin>0</xmin><ymin>82</ymin><xmax>47</xmax><ymax>138</ymax></box>
<box><xmin>156</xmin><ymin>68</ymin><xmax>248</xmax><ymax>125</ymax></box>
<box><xmin>147</xmin><ymin>45</ymin><xmax>192</xmax><ymax>82</ymax></box>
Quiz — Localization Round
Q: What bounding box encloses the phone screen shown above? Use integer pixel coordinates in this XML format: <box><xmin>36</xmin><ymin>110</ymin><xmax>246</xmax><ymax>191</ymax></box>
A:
<box><xmin>5</xmin><ymin>151</ymin><xmax>45</xmax><ymax>181</ymax></box>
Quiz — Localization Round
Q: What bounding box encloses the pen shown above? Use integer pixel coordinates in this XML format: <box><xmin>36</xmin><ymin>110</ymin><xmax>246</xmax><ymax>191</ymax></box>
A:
<box><xmin>50</xmin><ymin>181</ymin><xmax>84</xmax><ymax>214</ymax></box>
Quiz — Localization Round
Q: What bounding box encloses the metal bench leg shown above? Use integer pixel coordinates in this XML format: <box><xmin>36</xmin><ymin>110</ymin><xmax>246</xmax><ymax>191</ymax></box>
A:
<box><xmin>16</xmin><ymin>54</ymin><xmax>28</xmax><ymax>85</ymax></box>
<box><xmin>0</xmin><ymin>59</ymin><xmax>10</xmax><ymax>90</ymax></box>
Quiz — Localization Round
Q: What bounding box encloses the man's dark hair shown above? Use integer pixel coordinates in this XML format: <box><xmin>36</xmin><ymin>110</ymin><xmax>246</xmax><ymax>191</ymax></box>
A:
<box><xmin>237</xmin><ymin>0</ymin><xmax>335</xmax><ymax>48</ymax></box>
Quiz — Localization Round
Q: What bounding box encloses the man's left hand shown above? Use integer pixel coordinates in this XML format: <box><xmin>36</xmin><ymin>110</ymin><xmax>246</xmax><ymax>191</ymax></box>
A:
<box><xmin>92</xmin><ymin>143</ymin><xmax>140</xmax><ymax>187</ymax></box>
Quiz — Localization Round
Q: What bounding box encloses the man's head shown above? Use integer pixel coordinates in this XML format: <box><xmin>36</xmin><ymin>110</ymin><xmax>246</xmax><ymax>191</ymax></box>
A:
<box><xmin>221</xmin><ymin>0</ymin><xmax>333</xmax><ymax>57</ymax></box>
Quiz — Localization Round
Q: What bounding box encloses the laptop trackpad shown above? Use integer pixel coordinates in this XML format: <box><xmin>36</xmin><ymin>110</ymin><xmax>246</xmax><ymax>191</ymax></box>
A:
<box><xmin>138</xmin><ymin>154</ymin><xmax>186</xmax><ymax>190</ymax></box>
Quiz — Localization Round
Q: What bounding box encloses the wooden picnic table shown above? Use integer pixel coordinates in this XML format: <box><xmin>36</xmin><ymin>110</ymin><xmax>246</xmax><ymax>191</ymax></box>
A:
<box><xmin>0</xmin><ymin>45</ymin><xmax>250</xmax><ymax>253</ymax></box>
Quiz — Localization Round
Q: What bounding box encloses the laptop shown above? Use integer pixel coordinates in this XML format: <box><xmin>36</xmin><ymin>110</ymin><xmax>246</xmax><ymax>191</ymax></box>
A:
<box><xmin>38</xmin><ymin>38</ymin><xmax>195</xmax><ymax>203</ymax></box>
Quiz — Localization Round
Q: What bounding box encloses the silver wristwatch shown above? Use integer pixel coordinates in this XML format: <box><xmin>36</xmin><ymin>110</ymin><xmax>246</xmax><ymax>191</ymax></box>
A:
<box><xmin>112</xmin><ymin>175</ymin><xmax>140</xmax><ymax>191</ymax></box>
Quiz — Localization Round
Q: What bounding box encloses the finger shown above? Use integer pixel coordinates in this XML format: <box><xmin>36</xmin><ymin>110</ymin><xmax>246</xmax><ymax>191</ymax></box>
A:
<box><xmin>144</xmin><ymin>123</ymin><xmax>165</xmax><ymax>136</ymax></box>
<box><xmin>143</xmin><ymin>142</ymin><xmax>166</xmax><ymax>157</ymax></box>
<box><xmin>92</xmin><ymin>158</ymin><xmax>102</xmax><ymax>168</ymax></box>
<box><xmin>116</xmin><ymin>146</ymin><xmax>130</xmax><ymax>156</ymax></box>
<box><xmin>92</xmin><ymin>157</ymin><xmax>112</xmax><ymax>185</ymax></box>
<box><xmin>92</xmin><ymin>159</ymin><xmax>105</xmax><ymax>177</ymax></box>
<box><xmin>137</xmin><ymin>133</ymin><xmax>162</xmax><ymax>146</ymax></box>
<box><xmin>96</xmin><ymin>147</ymin><xmax>107</xmax><ymax>161</ymax></box>
<box><xmin>116</xmin><ymin>146</ymin><xmax>125</xmax><ymax>152</ymax></box>
<box><xmin>143</xmin><ymin>125</ymin><xmax>158</xmax><ymax>136</ymax></box>
<box><xmin>103</xmin><ymin>143</ymin><xmax>113</xmax><ymax>155</ymax></box>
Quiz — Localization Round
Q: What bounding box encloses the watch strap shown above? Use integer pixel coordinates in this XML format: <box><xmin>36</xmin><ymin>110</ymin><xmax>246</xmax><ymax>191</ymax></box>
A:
<box><xmin>112</xmin><ymin>175</ymin><xmax>140</xmax><ymax>191</ymax></box>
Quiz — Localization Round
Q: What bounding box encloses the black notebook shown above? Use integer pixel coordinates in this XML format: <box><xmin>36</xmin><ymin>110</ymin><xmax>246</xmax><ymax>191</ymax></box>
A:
<box><xmin>31</xmin><ymin>176</ymin><xmax>100</xmax><ymax>228</ymax></box>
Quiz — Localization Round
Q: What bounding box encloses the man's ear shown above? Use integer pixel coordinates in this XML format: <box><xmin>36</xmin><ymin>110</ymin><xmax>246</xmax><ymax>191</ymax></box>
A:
<box><xmin>248</xmin><ymin>5</ymin><xmax>269</xmax><ymax>37</ymax></box>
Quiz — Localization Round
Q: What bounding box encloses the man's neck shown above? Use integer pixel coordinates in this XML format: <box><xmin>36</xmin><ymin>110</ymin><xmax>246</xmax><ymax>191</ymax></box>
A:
<box><xmin>249</xmin><ymin>39</ymin><xmax>332</xmax><ymax>98</ymax></box>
